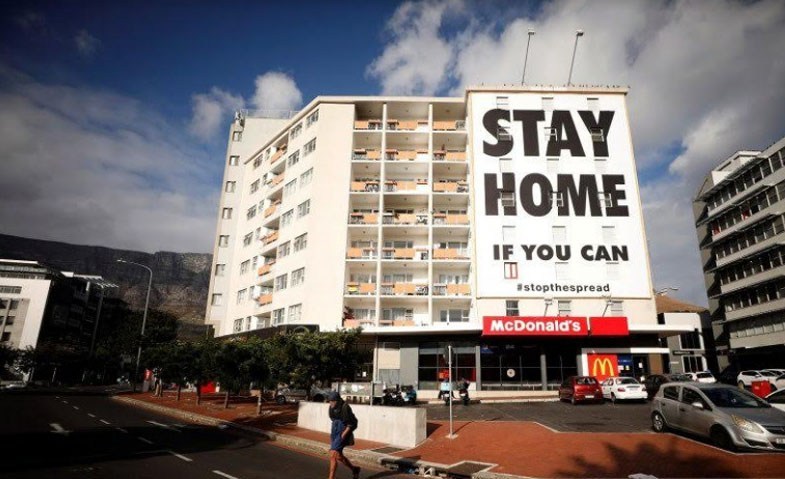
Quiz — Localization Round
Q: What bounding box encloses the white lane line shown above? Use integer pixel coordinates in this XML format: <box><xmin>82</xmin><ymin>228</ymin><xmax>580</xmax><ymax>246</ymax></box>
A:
<box><xmin>137</xmin><ymin>437</ymin><xmax>154</xmax><ymax>445</ymax></box>
<box><xmin>88</xmin><ymin>413</ymin><xmax>96</xmax><ymax>418</ymax></box>
<box><xmin>213</xmin><ymin>471</ymin><xmax>240</xmax><ymax>479</ymax></box>
<box><xmin>62</xmin><ymin>400</ymin><xmax>69</xmax><ymax>404</ymax></box>
<box><xmin>72</xmin><ymin>406</ymin><xmax>79</xmax><ymax>410</ymax></box>
<box><xmin>49</xmin><ymin>423</ymin><xmax>71</xmax><ymax>436</ymax></box>
<box><xmin>55</xmin><ymin>396</ymin><xmax>60</xmax><ymax>399</ymax></box>
<box><xmin>146</xmin><ymin>420</ymin><xmax>181</xmax><ymax>432</ymax></box>
<box><xmin>167</xmin><ymin>451</ymin><xmax>193</xmax><ymax>462</ymax></box>
<box><xmin>99</xmin><ymin>419</ymin><xmax>111</xmax><ymax>425</ymax></box>
<box><xmin>115</xmin><ymin>427</ymin><xmax>129</xmax><ymax>434</ymax></box>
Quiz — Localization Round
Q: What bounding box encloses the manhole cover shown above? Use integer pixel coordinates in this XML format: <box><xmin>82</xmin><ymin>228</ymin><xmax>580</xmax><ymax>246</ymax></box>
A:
<box><xmin>372</xmin><ymin>446</ymin><xmax>404</xmax><ymax>454</ymax></box>
<box><xmin>447</xmin><ymin>461</ymin><xmax>494</xmax><ymax>476</ymax></box>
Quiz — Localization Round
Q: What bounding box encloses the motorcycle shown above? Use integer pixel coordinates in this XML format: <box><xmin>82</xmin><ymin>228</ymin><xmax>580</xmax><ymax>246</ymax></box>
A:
<box><xmin>382</xmin><ymin>387</ymin><xmax>404</xmax><ymax>406</ymax></box>
<box><xmin>458</xmin><ymin>386</ymin><xmax>470</xmax><ymax>406</ymax></box>
<box><xmin>401</xmin><ymin>385</ymin><xmax>417</xmax><ymax>406</ymax></box>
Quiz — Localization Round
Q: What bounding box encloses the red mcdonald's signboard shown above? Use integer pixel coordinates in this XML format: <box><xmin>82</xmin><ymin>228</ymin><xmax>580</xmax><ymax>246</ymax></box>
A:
<box><xmin>588</xmin><ymin>354</ymin><xmax>618</xmax><ymax>382</ymax></box>
<box><xmin>589</xmin><ymin>317</ymin><xmax>629</xmax><ymax>336</ymax></box>
<box><xmin>482</xmin><ymin>317</ymin><xmax>589</xmax><ymax>336</ymax></box>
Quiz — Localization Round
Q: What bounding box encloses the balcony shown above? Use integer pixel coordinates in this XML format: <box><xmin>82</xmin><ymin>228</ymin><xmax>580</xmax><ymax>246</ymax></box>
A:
<box><xmin>258</xmin><ymin>294</ymin><xmax>273</xmax><ymax>306</ymax></box>
<box><xmin>270</xmin><ymin>147</ymin><xmax>287</xmax><ymax>164</ymax></box>
<box><xmin>269</xmin><ymin>174</ymin><xmax>285</xmax><ymax>188</ymax></box>
<box><xmin>433</xmin><ymin>248</ymin><xmax>470</xmax><ymax>260</ymax></box>
<box><xmin>351</xmin><ymin>180</ymin><xmax>380</xmax><ymax>192</ymax></box>
<box><xmin>433</xmin><ymin>120</ymin><xmax>465</xmax><ymax>131</ymax></box>
<box><xmin>347</xmin><ymin>248</ymin><xmax>378</xmax><ymax>259</ymax></box>
<box><xmin>349</xmin><ymin>213</ymin><xmax>378</xmax><ymax>225</ymax></box>
<box><xmin>381</xmin><ymin>248</ymin><xmax>416</xmax><ymax>260</ymax></box>
<box><xmin>264</xmin><ymin>200</ymin><xmax>281</xmax><ymax>218</ymax></box>
<box><xmin>262</xmin><ymin>231</ymin><xmax>279</xmax><ymax>245</ymax></box>
<box><xmin>433</xmin><ymin>284</ymin><xmax>471</xmax><ymax>296</ymax></box>
<box><xmin>352</xmin><ymin>149</ymin><xmax>381</xmax><ymax>161</ymax></box>
<box><xmin>354</xmin><ymin>119</ymin><xmax>382</xmax><ymax>130</ymax></box>
<box><xmin>385</xmin><ymin>149</ymin><xmax>423</xmax><ymax>161</ymax></box>
<box><xmin>382</xmin><ymin>213</ymin><xmax>429</xmax><ymax>225</ymax></box>
<box><xmin>433</xmin><ymin>213</ymin><xmax>469</xmax><ymax>225</ymax></box>
<box><xmin>433</xmin><ymin>150</ymin><xmax>467</xmax><ymax>162</ymax></box>
<box><xmin>380</xmin><ymin>283</ymin><xmax>429</xmax><ymax>296</ymax></box>
<box><xmin>343</xmin><ymin>319</ymin><xmax>376</xmax><ymax>329</ymax></box>
<box><xmin>387</xmin><ymin>119</ymin><xmax>428</xmax><ymax>131</ymax></box>
<box><xmin>384</xmin><ymin>180</ymin><xmax>427</xmax><ymax>192</ymax></box>
<box><xmin>345</xmin><ymin>282</ymin><xmax>377</xmax><ymax>295</ymax></box>
<box><xmin>433</xmin><ymin>181</ymin><xmax>469</xmax><ymax>193</ymax></box>
<box><xmin>258</xmin><ymin>261</ymin><xmax>275</xmax><ymax>277</ymax></box>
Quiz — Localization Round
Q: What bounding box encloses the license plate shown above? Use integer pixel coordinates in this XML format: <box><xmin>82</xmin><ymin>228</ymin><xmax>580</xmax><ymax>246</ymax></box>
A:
<box><xmin>775</xmin><ymin>438</ymin><xmax>785</xmax><ymax>444</ymax></box>
<box><xmin>584</xmin><ymin>395</ymin><xmax>594</xmax><ymax>399</ymax></box>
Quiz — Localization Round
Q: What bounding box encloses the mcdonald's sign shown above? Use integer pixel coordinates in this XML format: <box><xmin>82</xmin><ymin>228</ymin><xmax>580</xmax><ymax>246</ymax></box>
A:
<box><xmin>588</xmin><ymin>354</ymin><xmax>618</xmax><ymax>382</ymax></box>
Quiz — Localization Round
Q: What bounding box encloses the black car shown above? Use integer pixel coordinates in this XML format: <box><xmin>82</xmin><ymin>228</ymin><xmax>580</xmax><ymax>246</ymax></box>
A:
<box><xmin>643</xmin><ymin>373</ymin><xmax>692</xmax><ymax>399</ymax></box>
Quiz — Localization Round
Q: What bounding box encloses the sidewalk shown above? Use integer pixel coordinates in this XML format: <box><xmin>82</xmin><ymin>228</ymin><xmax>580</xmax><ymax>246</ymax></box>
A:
<box><xmin>118</xmin><ymin>391</ymin><xmax>785</xmax><ymax>478</ymax></box>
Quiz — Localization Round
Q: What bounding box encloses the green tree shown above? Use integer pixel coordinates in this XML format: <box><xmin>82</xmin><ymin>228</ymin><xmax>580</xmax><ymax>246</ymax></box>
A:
<box><xmin>213</xmin><ymin>338</ymin><xmax>268</xmax><ymax>408</ymax></box>
<box><xmin>0</xmin><ymin>344</ymin><xmax>17</xmax><ymax>373</ymax></box>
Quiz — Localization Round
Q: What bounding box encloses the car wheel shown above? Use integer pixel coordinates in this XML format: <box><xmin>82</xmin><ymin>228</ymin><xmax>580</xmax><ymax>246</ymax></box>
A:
<box><xmin>275</xmin><ymin>395</ymin><xmax>286</xmax><ymax>405</ymax></box>
<box><xmin>710</xmin><ymin>426</ymin><xmax>735</xmax><ymax>451</ymax></box>
<box><xmin>738</xmin><ymin>381</ymin><xmax>745</xmax><ymax>389</ymax></box>
<box><xmin>651</xmin><ymin>412</ymin><xmax>667</xmax><ymax>433</ymax></box>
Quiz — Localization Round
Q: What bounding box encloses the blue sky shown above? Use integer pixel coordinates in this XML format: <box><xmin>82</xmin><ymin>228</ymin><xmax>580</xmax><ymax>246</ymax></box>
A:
<box><xmin>1</xmin><ymin>0</ymin><xmax>785</xmax><ymax>306</ymax></box>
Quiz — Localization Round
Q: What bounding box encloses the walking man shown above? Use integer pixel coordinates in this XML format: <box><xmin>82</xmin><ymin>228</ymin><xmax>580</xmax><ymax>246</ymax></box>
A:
<box><xmin>327</xmin><ymin>391</ymin><xmax>361</xmax><ymax>479</ymax></box>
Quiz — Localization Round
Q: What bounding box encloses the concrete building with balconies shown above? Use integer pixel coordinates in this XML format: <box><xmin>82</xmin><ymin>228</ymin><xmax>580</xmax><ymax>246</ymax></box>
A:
<box><xmin>694</xmin><ymin>136</ymin><xmax>785</xmax><ymax>370</ymax></box>
<box><xmin>206</xmin><ymin>87</ymin><xmax>687</xmax><ymax>394</ymax></box>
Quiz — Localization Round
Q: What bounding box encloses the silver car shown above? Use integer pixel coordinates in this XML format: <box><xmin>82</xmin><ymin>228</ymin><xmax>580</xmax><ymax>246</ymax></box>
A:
<box><xmin>651</xmin><ymin>383</ymin><xmax>785</xmax><ymax>451</ymax></box>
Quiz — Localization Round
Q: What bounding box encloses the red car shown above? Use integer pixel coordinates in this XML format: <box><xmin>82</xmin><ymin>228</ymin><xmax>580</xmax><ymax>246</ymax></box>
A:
<box><xmin>559</xmin><ymin>376</ymin><xmax>603</xmax><ymax>404</ymax></box>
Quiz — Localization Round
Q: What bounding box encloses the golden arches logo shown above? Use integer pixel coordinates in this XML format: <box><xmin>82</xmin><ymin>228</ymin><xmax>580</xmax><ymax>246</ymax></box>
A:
<box><xmin>591</xmin><ymin>357</ymin><xmax>614</xmax><ymax>377</ymax></box>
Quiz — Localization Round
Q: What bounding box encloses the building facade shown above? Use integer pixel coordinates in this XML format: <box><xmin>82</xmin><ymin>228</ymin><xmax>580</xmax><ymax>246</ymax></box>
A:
<box><xmin>654</xmin><ymin>294</ymin><xmax>716</xmax><ymax>374</ymax></box>
<box><xmin>694</xmin><ymin>136</ymin><xmax>785</xmax><ymax>370</ymax></box>
<box><xmin>206</xmin><ymin>87</ymin><xmax>691</xmax><ymax>393</ymax></box>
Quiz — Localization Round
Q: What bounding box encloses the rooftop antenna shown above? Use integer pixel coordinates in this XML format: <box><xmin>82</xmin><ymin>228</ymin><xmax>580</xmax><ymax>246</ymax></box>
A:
<box><xmin>521</xmin><ymin>29</ymin><xmax>535</xmax><ymax>85</ymax></box>
<box><xmin>567</xmin><ymin>29</ymin><xmax>584</xmax><ymax>86</ymax></box>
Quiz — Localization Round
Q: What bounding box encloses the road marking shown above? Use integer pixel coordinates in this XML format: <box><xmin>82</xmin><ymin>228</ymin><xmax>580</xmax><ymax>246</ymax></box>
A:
<box><xmin>213</xmin><ymin>471</ymin><xmax>240</xmax><ymax>479</ymax></box>
<box><xmin>50</xmin><ymin>423</ymin><xmax>71</xmax><ymax>436</ymax></box>
<box><xmin>146</xmin><ymin>420</ymin><xmax>181</xmax><ymax>432</ymax></box>
<box><xmin>62</xmin><ymin>400</ymin><xmax>69</xmax><ymax>404</ymax></box>
<box><xmin>115</xmin><ymin>427</ymin><xmax>129</xmax><ymax>434</ymax></box>
<box><xmin>100</xmin><ymin>419</ymin><xmax>111</xmax><ymax>425</ymax></box>
<box><xmin>72</xmin><ymin>406</ymin><xmax>79</xmax><ymax>410</ymax></box>
<box><xmin>88</xmin><ymin>413</ymin><xmax>96</xmax><ymax>418</ymax></box>
<box><xmin>55</xmin><ymin>396</ymin><xmax>60</xmax><ymax>399</ymax></box>
<box><xmin>137</xmin><ymin>437</ymin><xmax>154</xmax><ymax>445</ymax></box>
<box><xmin>168</xmin><ymin>451</ymin><xmax>192</xmax><ymax>462</ymax></box>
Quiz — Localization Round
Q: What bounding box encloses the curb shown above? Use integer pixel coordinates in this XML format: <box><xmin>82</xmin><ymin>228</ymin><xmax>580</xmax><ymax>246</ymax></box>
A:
<box><xmin>113</xmin><ymin>395</ymin><xmax>535</xmax><ymax>479</ymax></box>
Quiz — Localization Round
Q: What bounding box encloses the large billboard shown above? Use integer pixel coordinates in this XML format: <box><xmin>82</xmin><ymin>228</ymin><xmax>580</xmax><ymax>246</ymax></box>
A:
<box><xmin>470</xmin><ymin>91</ymin><xmax>650</xmax><ymax>298</ymax></box>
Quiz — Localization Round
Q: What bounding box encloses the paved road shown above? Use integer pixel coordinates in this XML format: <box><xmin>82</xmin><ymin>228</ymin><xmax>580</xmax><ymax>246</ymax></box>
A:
<box><xmin>424</xmin><ymin>399</ymin><xmax>653</xmax><ymax>432</ymax></box>
<box><xmin>0</xmin><ymin>390</ymin><xmax>409</xmax><ymax>479</ymax></box>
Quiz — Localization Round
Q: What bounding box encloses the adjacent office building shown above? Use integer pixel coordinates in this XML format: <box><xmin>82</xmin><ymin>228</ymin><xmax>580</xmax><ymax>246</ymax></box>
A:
<box><xmin>206</xmin><ymin>86</ymin><xmax>693</xmax><ymax>392</ymax></box>
<box><xmin>694</xmin><ymin>136</ymin><xmax>785</xmax><ymax>370</ymax></box>
<box><xmin>654</xmin><ymin>294</ymin><xmax>715</xmax><ymax>374</ymax></box>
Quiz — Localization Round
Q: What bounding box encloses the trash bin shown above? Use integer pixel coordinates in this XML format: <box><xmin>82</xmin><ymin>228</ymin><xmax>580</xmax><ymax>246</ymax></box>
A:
<box><xmin>751</xmin><ymin>380</ymin><xmax>771</xmax><ymax>398</ymax></box>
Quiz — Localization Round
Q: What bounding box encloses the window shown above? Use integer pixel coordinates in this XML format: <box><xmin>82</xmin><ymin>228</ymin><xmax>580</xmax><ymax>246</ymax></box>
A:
<box><xmin>225</xmin><ymin>181</ymin><xmax>236</xmax><ymax>193</ymax></box>
<box><xmin>297</xmin><ymin>200</ymin><xmax>311</xmax><ymax>217</ymax></box>
<box><xmin>599</xmin><ymin>192</ymin><xmax>614</xmax><ymax>208</ymax></box>
<box><xmin>544</xmin><ymin>127</ymin><xmax>557</xmax><ymax>142</ymax></box>
<box><xmin>306</xmin><ymin>109</ymin><xmax>319</xmax><ymax>127</ymax></box>
<box><xmin>294</xmin><ymin>233</ymin><xmax>308</xmax><ymax>252</ymax></box>
<box><xmin>232</xmin><ymin>130</ymin><xmax>242</xmax><ymax>141</ymax></box>
<box><xmin>300</xmin><ymin>168</ymin><xmax>313</xmax><ymax>187</ymax></box>
<box><xmin>590</xmin><ymin>128</ymin><xmax>605</xmax><ymax>142</ymax></box>
<box><xmin>506</xmin><ymin>300</ymin><xmax>519</xmax><ymax>316</ymax></box>
<box><xmin>606</xmin><ymin>262</ymin><xmax>620</xmax><ymax>280</ymax></box>
<box><xmin>557</xmin><ymin>300</ymin><xmax>571</xmax><ymax>316</ymax></box>
<box><xmin>218</xmin><ymin>235</ymin><xmax>229</xmax><ymax>247</ymax></box>
<box><xmin>496</xmin><ymin>96</ymin><xmax>509</xmax><ymax>108</ymax></box>
<box><xmin>236</xmin><ymin>289</ymin><xmax>247</xmax><ymax>304</ymax></box>
<box><xmin>541</xmin><ymin>96</ymin><xmax>554</xmax><ymax>110</ymax></box>
<box><xmin>273</xmin><ymin>308</ymin><xmax>285</xmax><ymax>325</ymax></box>
<box><xmin>551</xmin><ymin>191</ymin><xmax>564</xmax><ymax>208</ymax></box>
<box><xmin>229</xmin><ymin>155</ymin><xmax>239</xmax><ymax>166</ymax></box>
<box><xmin>555</xmin><ymin>262</ymin><xmax>569</xmax><ymax>280</ymax></box>
<box><xmin>680</xmin><ymin>330</ymin><xmax>702</xmax><ymax>350</ymax></box>
<box><xmin>222</xmin><ymin>208</ymin><xmax>233</xmax><ymax>219</ymax></box>
<box><xmin>499</xmin><ymin>157</ymin><xmax>513</xmax><ymax>173</ymax></box>
<box><xmin>214</xmin><ymin>264</ymin><xmax>226</xmax><ymax>277</ymax></box>
<box><xmin>602</xmin><ymin>226</ymin><xmax>616</xmax><ymax>243</ymax></box>
<box><xmin>288</xmin><ymin>304</ymin><xmax>302</xmax><ymax>322</ymax></box>
<box><xmin>497</xmin><ymin>126</ymin><xmax>511</xmax><ymax>141</ymax></box>
<box><xmin>1</xmin><ymin>332</ymin><xmax>10</xmax><ymax>342</ymax></box>
<box><xmin>254</xmin><ymin>227</ymin><xmax>261</xmax><ymax>240</ymax></box>
<box><xmin>587</xmin><ymin>97</ymin><xmax>599</xmax><ymax>112</ymax></box>
<box><xmin>0</xmin><ymin>286</ymin><xmax>23</xmax><ymax>295</ymax></box>
<box><xmin>247</xmin><ymin>205</ymin><xmax>257</xmax><ymax>220</ymax></box>
<box><xmin>500</xmin><ymin>191</ymin><xmax>516</xmax><ymax>208</ymax></box>
<box><xmin>681</xmin><ymin>388</ymin><xmax>707</xmax><ymax>410</ymax></box>
<box><xmin>291</xmin><ymin>268</ymin><xmax>305</xmax><ymax>287</ymax></box>
<box><xmin>547</xmin><ymin>157</ymin><xmax>559</xmax><ymax>173</ymax></box>
<box><xmin>274</xmin><ymin>274</ymin><xmax>288</xmax><ymax>291</ymax></box>
<box><xmin>662</xmin><ymin>386</ymin><xmax>679</xmax><ymax>401</ymax></box>
<box><xmin>502</xmin><ymin>226</ymin><xmax>516</xmax><ymax>242</ymax></box>
<box><xmin>303</xmin><ymin>139</ymin><xmax>316</xmax><ymax>156</ymax></box>
<box><xmin>290</xmin><ymin>123</ymin><xmax>302</xmax><ymax>140</ymax></box>
<box><xmin>252</xmin><ymin>256</ymin><xmax>258</xmax><ymax>269</ymax></box>
<box><xmin>211</xmin><ymin>293</ymin><xmax>223</xmax><ymax>306</ymax></box>
<box><xmin>284</xmin><ymin>180</ymin><xmax>297</xmax><ymax>198</ymax></box>
<box><xmin>240</xmin><ymin>260</ymin><xmax>250</xmax><ymax>275</ymax></box>
<box><xmin>9</xmin><ymin>300</ymin><xmax>19</xmax><ymax>310</ymax></box>
<box><xmin>281</xmin><ymin>209</ymin><xmax>294</xmax><ymax>228</ymax></box>
<box><xmin>243</xmin><ymin>232</ymin><xmax>253</xmax><ymax>247</ymax></box>
<box><xmin>287</xmin><ymin>150</ymin><xmax>300</xmax><ymax>167</ymax></box>
<box><xmin>5</xmin><ymin>316</ymin><xmax>13</xmax><ymax>325</ymax></box>
<box><xmin>278</xmin><ymin>241</ymin><xmax>291</xmax><ymax>258</ymax></box>
<box><xmin>504</xmin><ymin>262</ymin><xmax>518</xmax><ymax>279</ymax></box>
<box><xmin>553</xmin><ymin>226</ymin><xmax>566</xmax><ymax>242</ymax></box>
<box><xmin>609</xmin><ymin>300</ymin><xmax>624</xmax><ymax>315</ymax></box>
<box><xmin>250</xmin><ymin>180</ymin><xmax>260</xmax><ymax>194</ymax></box>
<box><xmin>439</xmin><ymin>309</ymin><xmax>469</xmax><ymax>323</ymax></box>
<box><xmin>252</xmin><ymin>156</ymin><xmax>262</xmax><ymax>169</ymax></box>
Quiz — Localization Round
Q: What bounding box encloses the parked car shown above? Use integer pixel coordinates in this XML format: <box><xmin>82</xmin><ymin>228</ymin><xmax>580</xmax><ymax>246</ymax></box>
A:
<box><xmin>600</xmin><ymin>376</ymin><xmax>648</xmax><ymax>403</ymax></box>
<box><xmin>558</xmin><ymin>376</ymin><xmax>603</xmax><ymax>405</ymax></box>
<box><xmin>643</xmin><ymin>374</ymin><xmax>692</xmax><ymax>400</ymax></box>
<box><xmin>759</xmin><ymin>370</ymin><xmax>782</xmax><ymax>390</ymax></box>
<box><xmin>688</xmin><ymin>371</ymin><xmax>717</xmax><ymax>384</ymax></box>
<box><xmin>718</xmin><ymin>365</ymin><xmax>741</xmax><ymax>385</ymax></box>
<box><xmin>737</xmin><ymin>370</ymin><xmax>765</xmax><ymax>389</ymax></box>
<box><xmin>775</xmin><ymin>374</ymin><xmax>785</xmax><ymax>391</ymax></box>
<box><xmin>766</xmin><ymin>388</ymin><xmax>785</xmax><ymax>412</ymax></box>
<box><xmin>651</xmin><ymin>383</ymin><xmax>785</xmax><ymax>451</ymax></box>
<box><xmin>0</xmin><ymin>381</ymin><xmax>26</xmax><ymax>390</ymax></box>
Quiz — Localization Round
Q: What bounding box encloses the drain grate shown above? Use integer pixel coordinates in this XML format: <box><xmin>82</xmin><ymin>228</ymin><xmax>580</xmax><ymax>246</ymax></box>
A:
<box><xmin>447</xmin><ymin>461</ymin><xmax>494</xmax><ymax>477</ymax></box>
<box><xmin>372</xmin><ymin>446</ymin><xmax>404</xmax><ymax>454</ymax></box>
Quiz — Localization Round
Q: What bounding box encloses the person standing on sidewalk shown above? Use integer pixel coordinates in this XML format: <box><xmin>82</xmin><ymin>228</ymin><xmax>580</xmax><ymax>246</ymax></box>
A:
<box><xmin>327</xmin><ymin>391</ymin><xmax>360</xmax><ymax>479</ymax></box>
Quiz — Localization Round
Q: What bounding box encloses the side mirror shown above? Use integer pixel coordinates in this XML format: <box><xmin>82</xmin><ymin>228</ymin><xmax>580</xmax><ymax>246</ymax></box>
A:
<box><xmin>691</xmin><ymin>401</ymin><xmax>704</xmax><ymax>410</ymax></box>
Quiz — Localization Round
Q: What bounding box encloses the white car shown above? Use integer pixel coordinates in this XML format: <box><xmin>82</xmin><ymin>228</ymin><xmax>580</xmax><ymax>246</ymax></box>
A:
<box><xmin>762</xmin><ymin>370</ymin><xmax>785</xmax><ymax>389</ymax></box>
<box><xmin>775</xmin><ymin>374</ymin><xmax>785</xmax><ymax>390</ymax></box>
<box><xmin>600</xmin><ymin>376</ymin><xmax>648</xmax><ymax>402</ymax></box>
<box><xmin>688</xmin><ymin>371</ymin><xmax>717</xmax><ymax>383</ymax></box>
<box><xmin>737</xmin><ymin>370</ymin><xmax>765</xmax><ymax>388</ymax></box>
<box><xmin>767</xmin><ymin>388</ymin><xmax>785</xmax><ymax>412</ymax></box>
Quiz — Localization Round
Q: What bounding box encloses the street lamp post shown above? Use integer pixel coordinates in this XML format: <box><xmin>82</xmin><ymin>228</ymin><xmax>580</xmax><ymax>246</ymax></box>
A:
<box><xmin>567</xmin><ymin>29</ymin><xmax>584</xmax><ymax>86</ymax></box>
<box><xmin>116</xmin><ymin>259</ymin><xmax>153</xmax><ymax>392</ymax></box>
<box><xmin>521</xmin><ymin>29</ymin><xmax>535</xmax><ymax>85</ymax></box>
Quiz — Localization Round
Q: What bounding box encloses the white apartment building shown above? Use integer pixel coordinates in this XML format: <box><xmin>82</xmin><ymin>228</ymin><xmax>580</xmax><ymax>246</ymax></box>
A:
<box><xmin>206</xmin><ymin>86</ymin><xmax>691</xmax><ymax>392</ymax></box>
<box><xmin>694</xmin><ymin>136</ymin><xmax>785</xmax><ymax>371</ymax></box>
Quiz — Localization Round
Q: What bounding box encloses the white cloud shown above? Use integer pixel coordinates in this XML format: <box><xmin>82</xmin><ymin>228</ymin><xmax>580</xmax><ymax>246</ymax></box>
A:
<box><xmin>74</xmin><ymin>29</ymin><xmax>100</xmax><ymax>58</ymax></box>
<box><xmin>368</xmin><ymin>0</ymin><xmax>785</xmax><ymax>305</ymax></box>
<box><xmin>188</xmin><ymin>87</ymin><xmax>244</xmax><ymax>140</ymax></box>
<box><xmin>0</xmin><ymin>66</ymin><xmax>220</xmax><ymax>253</ymax></box>
<box><xmin>250</xmin><ymin>71</ymin><xmax>303</xmax><ymax>114</ymax></box>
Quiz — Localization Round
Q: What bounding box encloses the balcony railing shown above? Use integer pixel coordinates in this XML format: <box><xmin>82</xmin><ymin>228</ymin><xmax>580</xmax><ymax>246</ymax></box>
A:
<box><xmin>270</xmin><ymin>147</ymin><xmax>287</xmax><ymax>164</ymax></box>
<box><xmin>258</xmin><ymin>294</ymin><xmax>273</xmax><ymax>306</ymax></box>
<box><xmin>433</xmin><ymin>284</ymin><xmax>471</xmax><ymax>296</ymax></box>
<box><xmin>262</xmin><ymin>231</ymin><xmax>279</xmax><ymax>245</ymax></box>
<box><xmin>380</xmin><ymin>283</ymin><xmax>429</xmax><ymax>296</ymax></box>
<box><xmin>349</xmin><ymin>213</ymin><xmax>378</xmax><ymax>225</ymax></box>
<box><xmin>384</xmin><ymin>150</ymin><xmax>422</xmax><ymax>161</ymax></box>
<box><xmin>389</xmin><ymin>119</ymin><xmax>428</xmax><ymax>131</ymax></box>
<box><xmin>352</xmin><ymin>149</ymin><xmax>381</xmax><ymax>161</ymax></box>
<box><xmin>345</xmin><ymin>282</ymin><xmax>377</xmax><ymax>295</ymax></box>
<box><xmin>384</xmin><ymin>180</ymin><xmax>424</xmax><ymax>192</ymax></box>
<box><xmin>354</xmin><ymin>119</ymin><xmax>382</xmax><ymax>130</ymax></box>
<box><xmin>347</xmin><ymin>248</ymin><xmax>377</xmax><ymax>259</ymax></box>
<box><xmin>351</xmin><ymin>180</ymin><xmax>380</xmax><ymax>192</ymax></box>
<box><xmin>258</xmin><ymin>261</ymin><xmax>275</xmax><ymax>277</ymax></box>
<box><xmin>433</xmin><ymin>248</ymin><xmax>470</xmax><ymax>260</ymax></box>
<box><xmin>434</xmin><ymin>181</ymin><xmax>469</xmax><ymax>193</ymax></box>
<box><xmin>343</xmin><ymin>319</ymin><xmax>376</xmax><ymax>329</ymax></box>
<box><xmin>433</xmin><ymin>120</ymin><xmax>465</xmax><ymax>131</ymax></box>
<box><xmin>264</xmin><ymin>200</ymin><xmax>280</xmax><ymax>218</ymax></box>
<box><xmin>382</xmin><ymin>213</ymin><xmax>429</xmax><ymax>225</ymax></box>
<box><xmin>269</xmin><ymin>175</ymin><xmax>285</xmax><ymax>187</ymax></box>
<box><xmin>433</xmin><ymin>150</ymin><xmax>467</xmax><ymax>162</ymax></box>
<box><xmin>433</xmin><ymin>214</ymin><xmax>469</xmax><ymax>225</ymax></box>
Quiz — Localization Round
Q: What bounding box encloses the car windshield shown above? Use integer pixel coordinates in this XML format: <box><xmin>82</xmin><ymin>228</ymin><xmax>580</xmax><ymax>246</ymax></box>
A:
<box><xmin>704</xmin><ymin>388</ymin><xmax>770</xmax><ymax>408</ymax></box>
<box><xmin>760</xmin><ymin>371</ymin><xmax>778</xmax><ymax>377</ymax></box>
<box><xmin>696</xmin><ymin>372</ymin><xmax>713</xmax><ymax>378</ymax></box>
<box><xmin>576</xmin><ymin>377</ymin><xmax>597</xmax><ymax>385</ymax></box>
<box><xmin>618</xmin><ymin>378</ymin><xmax>638</xmax><ymax>385</ymax></box>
